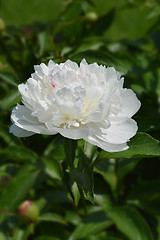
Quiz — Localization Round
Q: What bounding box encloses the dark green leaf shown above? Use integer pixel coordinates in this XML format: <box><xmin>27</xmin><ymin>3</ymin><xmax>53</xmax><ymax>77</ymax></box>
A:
<box><xmin>69</xmin><ymin>210</ymin><xmax>113</xmax><ymax>240</ymax></box>
<box><xmin>89</xmin><ymin>8</ymin><xmax>115</xmax><ymax>35</ymax></box>
<box><xmin>0</xmin><ymin>145</ymin><xmax>38</xmax><ymax>163</ymax></box>
<box><xmin>12</xmin><ymin>225</ymin><xmax>34</xmax><ymax>240</ymax></box>
<box><xmin>107</xmin><ymin>206</ymin><xmax>154</xmax><ymax>240</ymax></box>
<box><xmin>0</xmin><ymin>170</ymin><xmax>39</xmax><ymax>222</ymax></box>
<box><xmin>0</xmin><ymin>71</ymin><xmax>19</xmax><ymax>86</ymax></box>
<box><xmin>94</xmin><ymin>159</ymin><xmax>117</xmax><ymax>192</ymax></box>
<box><xmin>70</xmin><ymin>50</ymin><xmax>127</xmax><ymax>74</ymax></box>
<box><xmin>34</xmin><ymin>237</ymin><xmax>60</xmax><ymax>240</ymax></box>
<box><xmin>0</xmin><ymin>89</ymin><xmax>20</xmax><ymax>112</ymax></box>
<box><xmin>116</xmin><ymin>158</ymin><xmax>140</xmax><ymax>180</ymax></box>
<box><xmin>39</xmin><ymin>213</ymin><xmax>67</xmax><ymax>225</ymax></box>
<box><xmin>64</xmin><ymin>138</ymin><xmax>77</xmax><ymax>168</ymax></box>
<box><xmin>71</xmin><ymin>167</ymin><xmax>94</xmax><ymax>202</ymax></box>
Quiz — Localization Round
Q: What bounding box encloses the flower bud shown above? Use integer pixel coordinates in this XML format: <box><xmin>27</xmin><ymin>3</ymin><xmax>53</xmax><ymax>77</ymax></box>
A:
<box><xmin>0</xmin><ymin>19</ymin><xmax>5</xmax><ymax>32</ymax></box>
<box><xmin>85</xmin><ymin>11</ymin><xmax>98</xmax><ymax>23</ymax></box>
<box><xmin>18</xmin><ymin>201</ymin><xmax>39</xmax><ymax>222</ymax></box>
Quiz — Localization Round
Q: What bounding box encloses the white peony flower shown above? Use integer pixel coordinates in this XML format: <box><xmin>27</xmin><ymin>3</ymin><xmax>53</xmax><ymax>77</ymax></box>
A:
<box><xmin>10</xmin><ymin>59</ymin><xmax>141</xmax><ymax>152</ymax></box>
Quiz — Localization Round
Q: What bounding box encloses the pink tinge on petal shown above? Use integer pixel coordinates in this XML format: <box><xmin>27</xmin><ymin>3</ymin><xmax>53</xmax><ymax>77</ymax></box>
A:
<box><xmin>51</xmin><ymin>82</ymin><xmax>55</xmax><ymax>88</ymax></box>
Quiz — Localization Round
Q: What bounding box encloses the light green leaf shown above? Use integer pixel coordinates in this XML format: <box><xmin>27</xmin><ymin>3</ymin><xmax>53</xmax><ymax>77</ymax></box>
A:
<box><xmin>84</xmin><ymin>141</ymin><xmax>97</xmax><ymax>161</ymax></box>
<box><xmin>0</xmin><ymin>232</ymin><xmax>6</xmax><ymax>240</ymax></box>
<box><xmin>148</xmin><ymin>6</ymin><xmax>160</xmax><ymax>19</ymax></box>
<box><xmin>41</xmin><ymin>157</ymin><xmax>63</xmax><ymax>181</ymax></box>
<box><xmin>71</xmin><ymin>181</ymin><xmax>80</xmax><ymax>207</ymax></box>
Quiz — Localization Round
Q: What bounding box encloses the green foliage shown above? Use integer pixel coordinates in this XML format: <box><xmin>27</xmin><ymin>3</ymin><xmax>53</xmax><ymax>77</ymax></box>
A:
<box><xmin>0</xmin><ymin>0</ymin><xmax>160</xmax><ymax>239</ymax></box>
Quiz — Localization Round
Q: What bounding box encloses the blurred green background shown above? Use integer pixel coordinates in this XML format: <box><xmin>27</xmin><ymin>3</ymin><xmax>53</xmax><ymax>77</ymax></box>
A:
<box><xmin>0</xmin><ymin>0</ymin><xmax>160</xmax><ymax>239</ymax></box>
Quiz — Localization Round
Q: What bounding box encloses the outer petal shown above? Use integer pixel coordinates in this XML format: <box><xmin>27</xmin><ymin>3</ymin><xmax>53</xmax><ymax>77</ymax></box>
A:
<box><xmin>96</xmin><ymin>117</ymin><xmax>138</xmax><ymax>144</ymax></box>
<box><xmin>118</xmin><ymin>89</ymin><xmax>141</xmax><ymax>117</ymax></box>
<box><xmin>84</xmin><ymin>135</ymin><xmax>128</xmax><ymax>152</ymax></box>
<box><xmin>46</xmin><ymin>121</ymin><xmax>94</xmax><ymax>140</ymax></box>
<box><xmin>9</xmin><ymin>124</ymin><xmax>34</xmax><ymax>137</ymax></box>
<box><xmin>10</xmin><ymin>104</ymin><xmax>57</xmax><ymax>136</ymax></box>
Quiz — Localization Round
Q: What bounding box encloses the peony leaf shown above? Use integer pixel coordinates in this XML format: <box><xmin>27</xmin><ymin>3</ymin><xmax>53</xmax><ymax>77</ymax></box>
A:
<box><xmin>64</xmin><ymin>138</ymin><xmax>77</xmax><ymax>169</ymax></box>
<box><xmin>148</xmin><ymin>6</ymin><xmax>160</xmax><ymax>19</ymax></box>
<box><xmin>71</xmin><ymin>166</ymin><xmax>94</xmax><ymax>203</ymax></box>
<box><xmin>39</xmin><ymin>213</ymin><xmax>67</xmax><ymax>225</ymax></box>
<box><xmin>0</xmin><ymin>232</ymin><xmax>6</xmax><ymax>240</ymax></box>
<box><xmin>89</xmin><ymin>8</ymin><xmax>115</xmax><ymax>35</ymax></box>
<box><xmin>107</xmin><ymin>206</ymin><xmax>154</xmax><ymax>240</ymax></box>
<box><xmin>0</xmin><ymin>170</ymin><xmax>39</xmax><ymax>223</ymax></box>
<box><xmin>0</xmin><ymin>71</ymin><xmax>19</xmax><ymax>87</ymax></box>
<box><xmin>0</xmin><ymin>89</ymin><xmax>21</xmax><ymax>112</ymax></box>
<box><xmin>40</xmin><ymin>157</ymin><xmax>63</xmax><ymax>181</ymax></box>
<box><xmin>33</xmin><ymin>237</ymin><xmax>60</xmax><ymax>240</ymax></box>
<box><xmin>0</xmin><ymin>145</ymin><xmax>38</xmax><ymax>163</ymax></box>
<box><xmin>70</xmin><ymin>50</ymin><xmax>127</xmax><ymax>74</ymax></box>
<box><xmin>68</xmin><ymin>210</ymin><xmax>113</xmax><ymax>240</ymax></box>
<box><xmin>12</xmin><ymin>225</ymin><xmax>34</xmax><ymax>240</ymax></box>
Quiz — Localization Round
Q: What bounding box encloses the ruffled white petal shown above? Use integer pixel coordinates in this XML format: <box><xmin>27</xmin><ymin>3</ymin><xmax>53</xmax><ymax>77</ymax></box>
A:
<box><xmin>84</xmin><ymin>134</ymin><xmax>128</xmax><ymax>152</ymax></box>
<box><xmin>9</xmin><ymin>124</ymin><xmax>34</xmax><ymax>137</ymax></box>
<box><xmin>118</xmin><ymin>89</ymin><xmax>141</xmax><ymax>117</ymax></box>
<box><xmin>10</xmin><ymin>104</ymin><xmax>57</xmax><ymax>135</ymax></box>
<box><xmin>96</xmin><ymin>118</ymin><xmax>138</xmax><ymax>144</ymax></box>
<box><xmin>45</xmin><ymin>121</ymin><xmax>93</xmax><ymax>140</ymax></box>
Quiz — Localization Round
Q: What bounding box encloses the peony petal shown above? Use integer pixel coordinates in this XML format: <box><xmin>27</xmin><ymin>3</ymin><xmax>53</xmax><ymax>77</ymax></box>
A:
<box><xmin>118</xmin><ymin>89</ymin><xmax>141</xmax><ymax>117</ymax></box>
<box><xmin>84</xmin><ymin>134</ymin><xmax>128</xmax><ymax>152</ymax></box>
<box><xmin>9</xmin><ymin>124</ymin><xmax>34</xmax><ymax>137</ymax></box>
<box><xmin>96</xmin><ymin>118</ymin><xmax>138</xmax><ymax>144</ymax></box>
<box><xmin>10</xmin><ymin>104</ymin><xmax>57</xmax><ymax>136</ymax></box>
<box><xmin>46</xmin><ymin>121</ymin><xmax>94</xmax><ymax>140</ymax></box>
